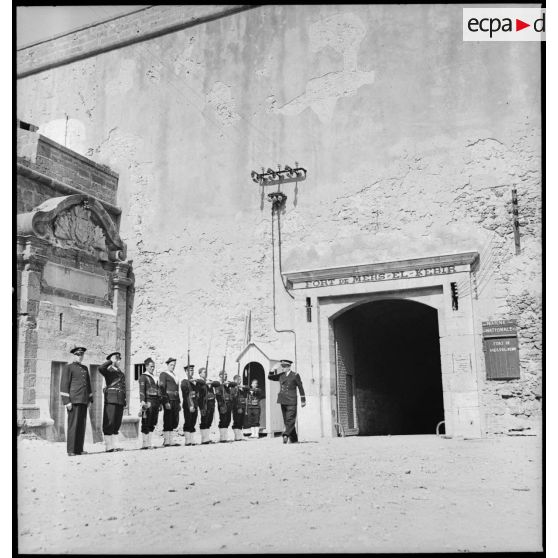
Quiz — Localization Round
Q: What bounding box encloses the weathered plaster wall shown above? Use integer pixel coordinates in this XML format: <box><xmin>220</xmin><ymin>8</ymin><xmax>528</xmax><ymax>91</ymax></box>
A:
<box><xmin>17</xmin><ymin>5</ymin><xmax>541</xmax><ymax>435</ymax></box>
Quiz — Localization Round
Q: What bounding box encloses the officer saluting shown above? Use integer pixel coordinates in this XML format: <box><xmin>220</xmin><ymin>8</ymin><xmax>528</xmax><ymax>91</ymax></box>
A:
<box><xmin>138</xmin><ymin>357</ymin><xmax>161</xmax><ymax>449</ymax></box>
<box><xmin>268</xmin><ymin>359</ymin><xmax>306</xmax><ymax>444</ymax></box>
<box><xmin>159</xmin><ymin>358</ymin><xmax>181</xmax><ymax>446</ymax></box>
<box><xmin>60</xmin><ymin>346</ymin><xmax>93</xmax><ymax>456</ymax></box>
<box><xmin>180</xmin><ymin>364</ymin><xmax>198</xmax><ymax>446</ymax></box>
<box><xmin>99</xmin><ymin>351</ymin><xmax>126</xmax><ymax>452</ymax></box>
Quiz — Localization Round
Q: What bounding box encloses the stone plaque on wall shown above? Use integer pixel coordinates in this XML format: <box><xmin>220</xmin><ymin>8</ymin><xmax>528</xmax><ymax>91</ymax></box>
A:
<box><xmin>452</xmin><ymin>353</ymin><xmax>472</xmax><ymax>374</ymax></box>
<box><xmin>42</xmin><ymin>262</ymin><xmax>109</xmax><ymax>299</ymax></box>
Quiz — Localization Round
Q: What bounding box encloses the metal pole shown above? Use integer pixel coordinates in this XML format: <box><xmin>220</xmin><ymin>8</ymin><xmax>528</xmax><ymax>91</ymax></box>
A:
<box><xmin>512</xmin><ymin>189</ymin><xmax>520</xmax><ymax>255</ymax></box>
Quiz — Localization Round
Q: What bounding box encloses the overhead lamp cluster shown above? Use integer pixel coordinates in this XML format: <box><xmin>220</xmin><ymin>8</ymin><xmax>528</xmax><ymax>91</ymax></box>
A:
<box><xmin>250</xmin><ymin>163</ymin><xmax>307</xmax><ymax>187</ymax></box>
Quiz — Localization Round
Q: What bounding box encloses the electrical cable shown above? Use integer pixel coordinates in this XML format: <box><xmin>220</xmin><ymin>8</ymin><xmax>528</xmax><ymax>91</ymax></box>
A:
<box><xmin>276</xmin><ymin>205</ymin><xmax>295</xmax><ymax>299</ymax></box>
<box><xmin>271</xmin><ymin>201</ymin><xmax>297</xmax><ymax>368</ymax></box>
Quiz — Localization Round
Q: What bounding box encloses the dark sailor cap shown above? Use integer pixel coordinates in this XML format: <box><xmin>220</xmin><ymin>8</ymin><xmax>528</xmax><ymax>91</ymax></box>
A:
<box><xmin>144</xmin><ymin>357</ymin><xmax>155</xmax><ymax>366</ymax></box>
<box><xmin>184</xmin><ymin>364</ymin><xmax>195</xmax><ymax>370</ymax></box>
<box><xmin>70</xmin><ymin>346</ymin><xmax>87</xmax><ymax>355</ymax></box>
<box><xmin>165</xmin><ymin>357</ymin><xmax>177</xmax><ymax>364</ymax></box>
<box><xmin>106</xmin><ymin>351</ymin><xmax>121</xmax><ymax>360</ymax></box>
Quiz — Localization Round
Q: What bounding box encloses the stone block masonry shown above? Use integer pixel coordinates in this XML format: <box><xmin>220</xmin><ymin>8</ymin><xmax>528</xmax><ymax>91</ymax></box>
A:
<box><xmin>16</xmin><ymin>125</ymin><xmax>135</xmax><ymax>440</ymax></box>
<box><xmin>17</xmin><ymin>128</ymin><xmax>119</xmax><ymax>210</ymax></box>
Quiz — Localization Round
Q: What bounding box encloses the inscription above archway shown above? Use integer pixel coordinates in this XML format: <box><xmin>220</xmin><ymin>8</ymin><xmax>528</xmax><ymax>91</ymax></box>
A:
<box><xmin>284</xmin><ymin>252</ymin><xmax>479</xmax><ymax>291</ymax></box>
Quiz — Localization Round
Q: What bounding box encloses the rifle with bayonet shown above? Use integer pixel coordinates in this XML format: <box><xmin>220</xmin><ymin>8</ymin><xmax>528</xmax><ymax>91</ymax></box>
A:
<box><xmin>187</xmin><ymin>327</ymin><xmax>195</xmax><ymax>413</ymax></box>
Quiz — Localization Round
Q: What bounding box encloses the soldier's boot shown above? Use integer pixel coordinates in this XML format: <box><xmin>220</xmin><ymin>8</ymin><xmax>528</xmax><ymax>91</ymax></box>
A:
<box><xmin>104</xmin><ymin>435</ymin><xmax>114</xmax><ymax>452</ymax></box>
<box><xmin>141</xmin><ymin>433</ymin><xmax>149</xmax><ymax>449</ymax></box>
<box><xmin>233</xmin><ymin>428</ymin><xmax>242</xmax><ymax>441</ymax></box>
<box><xmin>219</xmin><ymin>428</ymin><xmax>228</xmax><ymax>443</ymax></box>
<box><xmin>171</xmin><ymin>431</ymin><xmax>181</xmax><ymax>446</ymax></box>
<box><xmin>252</xmin><ymin>427</ymin><xmax>259</xmax><ymax>439</ymax></box>
<box><xmin>201</xmin><ymin>429</ymin><xmax>210</xmax><ymax>444</ymax></box>
<box><xmin>163</xmin><ymin>431</ymin><xmax>170</xmax><ymax>446</ymax></box>
<box><xmin>186</xmin><ymin>432</ymin><xmax>193</xmax><ymax>446</ymax></box>
<box><xmin>148</xmin><ymin>432</ymin><xmax>156</xmax><ymax>449</ymax></box>
<box><xmin>113</xmin><ymin>435</ymin><xmax>123</xmax><ymax>451</ymax></box>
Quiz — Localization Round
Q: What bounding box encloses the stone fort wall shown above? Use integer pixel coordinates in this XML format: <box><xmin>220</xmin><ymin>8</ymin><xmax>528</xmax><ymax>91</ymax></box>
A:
<box><xmin>17</xmin><ymin>5</ymin><xmax>542</xmax><ymax>436</ymax></box>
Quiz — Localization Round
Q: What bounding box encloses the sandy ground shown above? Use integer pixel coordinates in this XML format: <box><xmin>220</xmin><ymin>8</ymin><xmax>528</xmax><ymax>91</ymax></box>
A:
<box><xmin>17</xmin><ymin>432</ymin><xmax>542</xmax><ymax>554</ymax></box>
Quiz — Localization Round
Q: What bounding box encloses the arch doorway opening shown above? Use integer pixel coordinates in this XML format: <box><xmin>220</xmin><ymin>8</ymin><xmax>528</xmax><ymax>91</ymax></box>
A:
<box><xmin>334</xmin><ymin>298</ymin><xmax>444</xmax><ymax>436</ymax></box>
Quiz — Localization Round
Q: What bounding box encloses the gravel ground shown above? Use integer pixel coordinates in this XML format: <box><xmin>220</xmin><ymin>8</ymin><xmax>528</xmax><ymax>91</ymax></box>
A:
<box><xmin>17</xmin><ymin>433</ymin><xmax>542</xmax><ymax>554</ymax></box>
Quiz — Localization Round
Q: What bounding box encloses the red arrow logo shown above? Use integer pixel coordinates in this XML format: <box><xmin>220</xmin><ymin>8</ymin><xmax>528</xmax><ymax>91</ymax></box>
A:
<box><xmin>516</xmin><ymin>19</ymin><xmax>530</xmax><ymax>31</ymax></box>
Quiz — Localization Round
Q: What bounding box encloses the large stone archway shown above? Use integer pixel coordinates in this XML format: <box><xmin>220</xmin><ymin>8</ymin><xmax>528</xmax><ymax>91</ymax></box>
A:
<box><xmin>332</xmin><ymin>297</ymin><xmax>445</xmax><ymax>436</ymax></box>
<box><xmin>284</xmin><ymin>252</ymin><xmax>484</xmax><ymax>439</ymax></box>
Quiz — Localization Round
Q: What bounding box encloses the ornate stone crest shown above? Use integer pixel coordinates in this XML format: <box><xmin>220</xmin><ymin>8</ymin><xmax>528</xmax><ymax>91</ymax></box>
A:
<box><xmin>17</xmin><ymin>194</ymin><xmax>127</xmax><ymax>262</ymax></box>
<box><xmin>43</xmin><ymin>204</ymin><xmax>109</xmax><ymax>260</ymax></box>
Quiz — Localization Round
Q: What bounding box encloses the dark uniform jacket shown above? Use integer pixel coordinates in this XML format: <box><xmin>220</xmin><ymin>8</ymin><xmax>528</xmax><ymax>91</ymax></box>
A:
<box><xmin>139</xmin><ymin>372</ymin><xmax>161</xmax><ymax>407</ymax></box>
<box><xmin>215</xmin><ymin>381</ymin><xmax>233</xmax><ymax>412</ymax></box>
<box><xmin>99</xmin><ymin>361</ymin><xmax>127</xmax><ymax>406</ymax></box>
<box><xmin>180</xmin><ymin>378</ymin><xmax>198</xmax><ymax>412</ymax></box>
<box><xmin>231</xmin><ymin>383</ymin><xmax>248</xmax><ymax>412</ymax></box>
<box><xmin>268</xmin><ymin>370</ymin><xmax>306</xmax><ymax>406</ymax></box>
<box><xmin>159</xmin><ymin>371</ymin><xmax>180</xmax><ymax>405</ymax></box>
<box><xmin>247</xmin><ymin>387</ymin><xmax>263</xmax><ymax>408</ymax></box>
<box><xmin>195</xmin><ymin>378</ymin><xmax>220</xmax><ymax>414</ymax></box>
<box><xmin>60</xmin><ymin>362</ymin><xmax>93</xmax><ymax>405</ymax></box>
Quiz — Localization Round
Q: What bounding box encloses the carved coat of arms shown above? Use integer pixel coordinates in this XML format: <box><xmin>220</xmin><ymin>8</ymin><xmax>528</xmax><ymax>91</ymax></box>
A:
<box><xmin>44</xmin><ymin>204</ymin><xmax>109</xmax><ymax>260</ymax></box>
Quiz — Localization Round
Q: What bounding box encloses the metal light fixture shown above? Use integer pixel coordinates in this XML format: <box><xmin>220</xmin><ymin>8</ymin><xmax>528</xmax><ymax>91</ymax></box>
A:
<box><xmin>250</xmin><ymin>162</ymin><xmax>307</xmax><ymax>188</ymax></box>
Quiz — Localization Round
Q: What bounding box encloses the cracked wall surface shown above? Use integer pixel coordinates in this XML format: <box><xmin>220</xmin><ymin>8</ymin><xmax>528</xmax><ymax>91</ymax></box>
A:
<box><xmin>17</xmin><ymin>5</ymin><xmax>541</xmax><ymax>436</ymax></box>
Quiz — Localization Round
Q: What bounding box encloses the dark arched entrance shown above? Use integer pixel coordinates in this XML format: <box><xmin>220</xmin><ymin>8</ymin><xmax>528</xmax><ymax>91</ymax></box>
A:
<box><xmin>334</xmin><ymin>299</ymin><xmax>444</xmax><ymax>436</ymax></box>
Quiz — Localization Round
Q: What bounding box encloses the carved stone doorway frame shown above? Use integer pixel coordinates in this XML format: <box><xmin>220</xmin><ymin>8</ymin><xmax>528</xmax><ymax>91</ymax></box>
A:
<box><xmin>284</xmin><ymin>252</ymin><xmax>484</xmax><ymax>440</ymax></box>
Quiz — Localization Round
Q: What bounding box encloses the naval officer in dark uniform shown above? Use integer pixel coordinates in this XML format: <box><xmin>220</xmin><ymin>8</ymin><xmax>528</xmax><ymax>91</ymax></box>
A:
<box><xmin>268</xmin><ymin>359</ymin><xmax>306</xmax><ymax>444</ymax></box>
<box><xmin>60</xmin><ymin>346</ymin><xmax>93</xmax><ymax>456</ymax></box>
<box><xmin>230</xmin><ymin>374</ymin><xmax>248</xmax><ymax>441</ymax></box>
<box><xmin>180</xmin><ymin>364</ymin><xmax>198</xmax><ymax>446</ymax></box>
<box><xmin>196</xmin><ymin>367</ymin><xmax>220</xmax><ymax>444</ymax></box>
<box><xmin>99</xmin><ymin>351</ymin><xmax>126</xmax><ymax>452</ymax></box>
<box><xmin>159</xmin><ymin>357</ymin><xmax>181</xmax><ymax>446</ymax></box>
<box><xmin>138</xmin><ymin>357</ymin><xmax>161</xmax><ymax>449</ymax></box>
<box><xmin>215</xmin><ymin>370</ymin><xmax>234</xmax><ymax>442</ymax></box>
<box><xmin>245</xmin><ymin>379</ymin><xmax>263</xmax><ymax>439</ymax></box>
